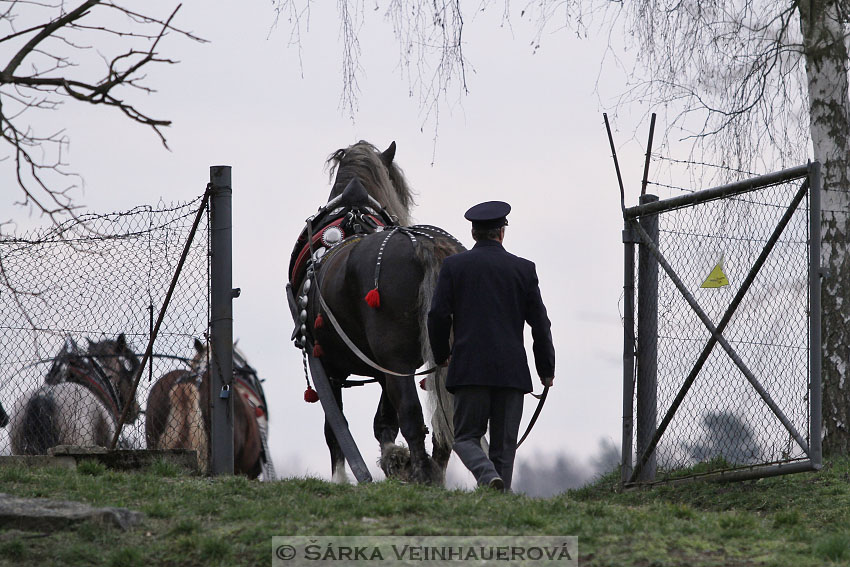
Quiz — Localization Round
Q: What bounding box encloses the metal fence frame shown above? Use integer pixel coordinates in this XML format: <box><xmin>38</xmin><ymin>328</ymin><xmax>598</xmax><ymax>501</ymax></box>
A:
<box><xmin>621</xmin><ymin>163</ymin><xmax>822</xmax><ymax>486</ymax></box>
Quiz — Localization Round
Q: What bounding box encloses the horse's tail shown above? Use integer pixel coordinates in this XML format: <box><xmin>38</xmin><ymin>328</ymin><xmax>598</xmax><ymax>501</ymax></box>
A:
<box><xmin>165</xmin><ymin>382</ymin><xmax>208</xmax><ymax>469</ymax></box>
<box><xmin>415</xmin><ymin>233</ymin><xmax>464</xmax><ymax>451</ymax></box>
<box><xmin>13</xmin><ymin>393</ymin><xmax>60</xmax><ymax>455</ymax></box>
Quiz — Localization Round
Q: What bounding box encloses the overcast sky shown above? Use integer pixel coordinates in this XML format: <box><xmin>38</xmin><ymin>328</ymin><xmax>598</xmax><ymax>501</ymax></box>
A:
<box><xmin>1</xmin><ymin>2</ymin><xmax>682</xmax><ymax>487</ymax></box>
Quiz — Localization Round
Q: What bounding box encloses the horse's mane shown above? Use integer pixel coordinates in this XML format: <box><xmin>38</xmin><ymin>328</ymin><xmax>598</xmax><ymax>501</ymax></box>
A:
<box><xmin>326</xmin><ymin>141</ymin><xmax>415</xmax><ymax>226</ymax></box>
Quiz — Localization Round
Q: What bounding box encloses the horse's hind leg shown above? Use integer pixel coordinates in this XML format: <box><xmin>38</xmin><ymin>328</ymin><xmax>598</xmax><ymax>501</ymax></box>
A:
<box><xmin>383</xmin><ymin>374</ymin><xmax>437</xmax><ymax>484</ymax></box>
<box><xmin>10</xmin><ymin>393</ymin><xmax>60</xmax><ymax>455</ymax></box>
<box><xmin>373</xmin><ymin>386</ymin><xmax>400</xmax><ymax>448</ymax></box>
<box><xmin>324</xmin><ymin>380</ymin><xmax>348</xmax><ymax>483</ymax></box>
<box><xmin>431</xmin><ymin>437</ymin><xmax>452</xmax><ymax>478</ymax></box>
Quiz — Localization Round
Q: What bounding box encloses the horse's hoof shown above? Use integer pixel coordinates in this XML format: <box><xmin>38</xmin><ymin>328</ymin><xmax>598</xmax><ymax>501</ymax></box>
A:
<box><xmin>408</xmin><ymin>457</ymin><xmax>445</xmax><ymax>486</ymax></box>
<box><xmin>409</xmin><ymin>464</ymin><xmax>434</xmax><ymax>485</ymax></box>
<box><xmin>379</xmin><ymin>444</ymin><xmax>412</xmax><ymax>480</ymax></box>
<box><xmin>332</xmin><ymin>462</ymin><xmax>351</xmax><ymax>484</ymax></box>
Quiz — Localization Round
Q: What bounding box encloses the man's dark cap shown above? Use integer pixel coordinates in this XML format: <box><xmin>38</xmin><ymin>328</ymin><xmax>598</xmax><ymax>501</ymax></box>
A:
<box><xmin>464</xmin><ymin>201</ymin><xmax>511</xmax><ymax>229</ymax></box>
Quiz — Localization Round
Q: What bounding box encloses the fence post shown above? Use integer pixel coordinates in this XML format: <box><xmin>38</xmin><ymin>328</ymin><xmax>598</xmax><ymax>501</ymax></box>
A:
<box><xmin>636</xmin><ymin>194</ymin><xmax>659</xmax><ymax>482</ymax></box>
<box><xmin>209</xmin><ymin>165</ymin><xmax>234</xmax><ymax>476</ymax></box>
<box><xmin>622</xmin><ymin>223</ymin><xmax>636</xmax><ymax>485</ymax></box>
<box><xmin>809</xmin><ymin>161</ymin><xmax>822</xmax><ymax>467</ymax></box>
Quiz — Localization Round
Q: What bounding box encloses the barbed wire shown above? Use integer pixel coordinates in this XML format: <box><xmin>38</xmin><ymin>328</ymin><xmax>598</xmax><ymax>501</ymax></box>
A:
<box><xmin>643</xmin><ymin>180</ymin><xmax>695</xmax><ymax>194</ymax></box>
<box><xmin>659</xmin><ymin>227</ymin><xmax>807</xmax><ymax>246</ymax></box>
<box><xmin>651</xmin><ymin>154</ymin><xmax>762</xmax><ymax>178</ymax></box>
<box><xmin>2</xmin><ymin>198</ymin><xmax>204</xmax><ymax>245</ymax></box>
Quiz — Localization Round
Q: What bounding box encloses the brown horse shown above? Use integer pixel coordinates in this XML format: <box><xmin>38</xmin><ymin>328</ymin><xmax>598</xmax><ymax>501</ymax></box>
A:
<box><xmin>145</xmin><ymin>340</ymin><xmax>271</xmax><ymax>479</ymax></box>
<box><xmin>145</xmin><ymin>368</ymin><xmax>209</xmax><ymax>471</ymax></box>
<box><xmin>291</xmin><ymin>140</ymin><xmax>463</xmax><ymax>484</ymax></box>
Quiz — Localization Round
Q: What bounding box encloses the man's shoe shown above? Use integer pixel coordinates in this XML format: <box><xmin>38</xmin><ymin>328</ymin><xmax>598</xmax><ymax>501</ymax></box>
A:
<box><xmin>488</xmin><ymin>477</ymin><xmax>505</xmax><ymax>491</ymax></box>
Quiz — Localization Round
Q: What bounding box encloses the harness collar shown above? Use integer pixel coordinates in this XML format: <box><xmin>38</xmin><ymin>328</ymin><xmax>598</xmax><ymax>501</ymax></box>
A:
<box><xmin>66</xmin><ymin>358</ymin><xmax>123</xmax><ymax>421</ymax></box>
<box><xmin>289</xmin><ymin>208</ymin><xmax>392</xmax><ymax>294</ymax></box>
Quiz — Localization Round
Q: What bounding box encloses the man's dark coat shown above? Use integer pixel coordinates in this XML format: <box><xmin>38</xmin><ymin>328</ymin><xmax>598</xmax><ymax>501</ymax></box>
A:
<box><xmin>427</xmin><ymin>239</ymin><xmax>555</xmax><ymax>393</ymax></box>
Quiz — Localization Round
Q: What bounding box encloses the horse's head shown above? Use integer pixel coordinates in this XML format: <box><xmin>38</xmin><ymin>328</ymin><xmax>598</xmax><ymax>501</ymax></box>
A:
<box><xmin>326</xmin><ymin>140</ymin><xmax>414</xmax><ymax>226</ymax></box>
<box><xmin>87</xmin><ymin>333</ymin><xmax>141</xmax><ymax>422</ymax></box>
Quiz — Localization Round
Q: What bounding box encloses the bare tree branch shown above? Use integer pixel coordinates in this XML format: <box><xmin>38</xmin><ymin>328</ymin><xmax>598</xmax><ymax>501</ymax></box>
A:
<box><xmin>0</xmin><ymin>1</ymin><xmax>206</xmax><ymax>229</ymax></box>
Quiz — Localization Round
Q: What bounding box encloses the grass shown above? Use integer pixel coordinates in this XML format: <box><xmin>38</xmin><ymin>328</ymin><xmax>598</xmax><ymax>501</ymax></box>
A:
<box><xmin>1</xmin><ymin>458</ymin><xmax>850</xmax><ymax>566</ymax></box>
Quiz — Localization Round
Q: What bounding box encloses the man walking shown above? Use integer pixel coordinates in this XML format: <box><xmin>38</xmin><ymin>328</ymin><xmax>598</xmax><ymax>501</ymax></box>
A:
<box><xmin>428</xmin><ymin>201</ymin><xmax>555</xmax><ymax>491</ymax></box>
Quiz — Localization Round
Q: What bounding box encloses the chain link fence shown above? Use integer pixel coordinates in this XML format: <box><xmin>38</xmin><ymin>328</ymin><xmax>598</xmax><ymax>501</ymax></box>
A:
<box><xmin>0</xmin><ymin>196</ymin><xmax>210</xmax><ymax>468</ymax></box>
<box><xmin>622</xmin><ymin>164</ymin><xmax>822</xmax><ymax>485</ymax></box>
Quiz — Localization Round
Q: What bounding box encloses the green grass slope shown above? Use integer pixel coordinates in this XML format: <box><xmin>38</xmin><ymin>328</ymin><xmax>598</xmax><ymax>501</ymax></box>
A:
<box><xmin>0</xmin><ymin>458</ymin><xmax>849</xmax><ymax>566</ymax></box>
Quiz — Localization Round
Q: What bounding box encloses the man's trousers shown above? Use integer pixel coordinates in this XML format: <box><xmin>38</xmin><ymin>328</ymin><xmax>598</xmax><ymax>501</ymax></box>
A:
<box><xmin>452</xmin><ymin>386</ymin><xmax>524</xmax><ymax>490</ymax></box>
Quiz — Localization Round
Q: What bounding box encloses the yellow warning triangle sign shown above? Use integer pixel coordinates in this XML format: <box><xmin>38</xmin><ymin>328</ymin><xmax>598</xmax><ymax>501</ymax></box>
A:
<box><xmin>701</xmin><ymin>259</ymin><xmax>729</xmax><ymax>288</ymax></box>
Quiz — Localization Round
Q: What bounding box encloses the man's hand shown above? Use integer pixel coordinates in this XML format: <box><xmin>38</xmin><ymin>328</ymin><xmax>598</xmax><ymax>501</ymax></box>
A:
<box><xmin>541</xmin><ymin>376</ymin><xmax>554</xmax><ymax>388</ymax></box>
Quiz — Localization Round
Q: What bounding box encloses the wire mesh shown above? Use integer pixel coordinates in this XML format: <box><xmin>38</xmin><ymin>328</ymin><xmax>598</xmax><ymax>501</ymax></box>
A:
<box><xmin>630</xmin><ymin>173</ymin><xmax>814</xmax><ymax>483</ymax></box>
<box><xmin>0</xmin><ymin>197</ymin><xmax>210</xmax><ymax>468</ymax></box>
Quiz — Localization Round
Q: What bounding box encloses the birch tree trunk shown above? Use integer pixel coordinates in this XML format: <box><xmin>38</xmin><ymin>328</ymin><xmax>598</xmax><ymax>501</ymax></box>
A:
<box><xmin>800</xmin><ymin>0</ymin><xmax>850</xmax><ymax>455</ymax></box>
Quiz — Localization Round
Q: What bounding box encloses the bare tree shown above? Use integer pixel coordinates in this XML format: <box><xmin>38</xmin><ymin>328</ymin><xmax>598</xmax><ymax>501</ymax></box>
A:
<box><xmin>274</xmin><ymin>0</ymin><xmax>471</xmax><ymax>126</ymax></box>
<box><xmin>275</xmin><ymin>0</ymin><xmax>850</xmax><ymax>456</ymax></box>
<box><xmin>0</xmin><ymin>0</ymin><xmax>203</xmax><ymax>227</ymax></box>
<box><xmin>685</xmin><ymin>411</ymin><xmax>761</xmax><ymax>466</ymax></box>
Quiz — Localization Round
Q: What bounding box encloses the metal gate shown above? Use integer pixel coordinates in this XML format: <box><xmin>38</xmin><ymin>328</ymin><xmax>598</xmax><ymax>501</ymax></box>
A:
<box><xmin>621</xmin><ymin>163</ymin><xmax>822</xmax><ymax>485</ymax></box>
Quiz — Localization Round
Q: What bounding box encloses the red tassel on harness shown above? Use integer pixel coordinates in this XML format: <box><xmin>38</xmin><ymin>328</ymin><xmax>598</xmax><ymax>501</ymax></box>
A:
<box><xmin>304</xmin><ymin>385</ymin><xmax>319</xmax><ymax>403</ymax></box>
<box><xmin>314</xmin><ymin>313</ymin><xmax>324</xmax><ymax>329</ymax></box>
<box><xmin>312</xmin><ymin>343</ymin><xmax>324</xmax><ymax>358</ymax></box>
<box><xmin>419</xmin><ymin>377</ymin><xmax>428</xmax><ymax>391</ymax></box>
<box><xmin>364</xmin><ymin>288</ymin><xmax>381</xmax><ymax>308</ymax></box>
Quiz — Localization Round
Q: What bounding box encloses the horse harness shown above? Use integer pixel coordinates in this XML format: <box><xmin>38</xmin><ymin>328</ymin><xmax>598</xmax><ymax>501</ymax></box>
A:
<box><xmin>233</xmin><ymin>353</ymin><xmax>270</xmax><ymax>421</ymax></box>
<box><xmin>193</xmin><ymin>353</ymin><xmax>270</xmax><ymax>422</ymax></box>
<box><xmin>53</xmin><ymin>350</ymin><xmax>125</xmax><ymax>422</ymax></box>
<box><xmin>288</xmin><ymin>180</ymin><xmax>396</xmax><ymax>294</ymax></box>
<box><xmin>289</xmin><ymin>180</ymin><xmax>399</xmax><ymax>380</ymax></box>
<box><xmin>289</xmin><ymin>182</ymin><xmax>467</xmax><ymax>383</ymax></box>
<box><xmin>231</xmin><ymin>349</ymin><xmax>275</xmax><ymax>478</ymax></box>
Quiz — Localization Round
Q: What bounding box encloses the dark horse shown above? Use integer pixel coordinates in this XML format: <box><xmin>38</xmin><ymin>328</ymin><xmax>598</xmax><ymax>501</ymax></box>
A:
<box><xmin>145</xmin><ymin>339</ymin><xmax>272</xmax><ymax>479</ymax></box>
<box><xmin>290</xmin><ymin>140</ymin><xmax>464</xmax><ymax>484</ymax></box>
<box><xmin>9</xmin><ymin>334</ymin><xmax>141</xmax><ymax>454</ymax></box>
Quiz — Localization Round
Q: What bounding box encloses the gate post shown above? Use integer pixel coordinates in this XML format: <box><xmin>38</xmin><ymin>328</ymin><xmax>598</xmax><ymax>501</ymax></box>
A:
<box><xmin>209</xmin><ymin>165</ymin><xmax>234</xmax><ymax>476</ymax></box>
<box><xmin>622</xmin><ymin>222</ymin><xmax>637</xmax><ymax>484</ymax></box>
<box><xmin>809</xmin><ymin>161</ymin><xmax>822</xmax><ymax>467</ymax></box>
<box><xmin>636</xmin><ymin>194</ymin><xmax>659</xmax><ymax>482</ymax></box>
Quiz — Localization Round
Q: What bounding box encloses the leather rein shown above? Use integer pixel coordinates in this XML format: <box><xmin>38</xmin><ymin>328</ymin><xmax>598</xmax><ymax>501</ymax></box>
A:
<box><xmin>517</xmin><ymin>385</ymin><xmax>549</xmax><ymax>449</ymax></box>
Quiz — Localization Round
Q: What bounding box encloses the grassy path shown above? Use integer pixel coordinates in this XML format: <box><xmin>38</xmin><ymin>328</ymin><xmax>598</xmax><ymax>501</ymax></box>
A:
<box><xmin>1</xmin><ymin>458</ymin><xmax>849</xmax><ymax>566</ymax></box>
